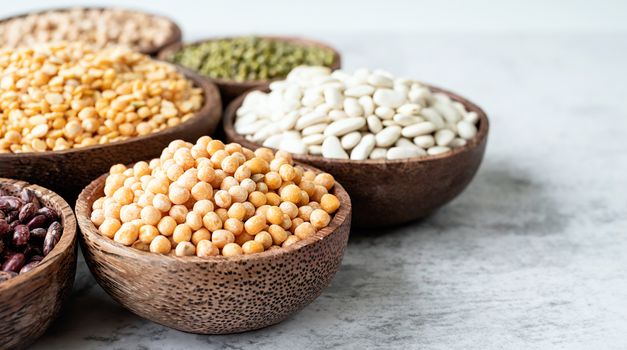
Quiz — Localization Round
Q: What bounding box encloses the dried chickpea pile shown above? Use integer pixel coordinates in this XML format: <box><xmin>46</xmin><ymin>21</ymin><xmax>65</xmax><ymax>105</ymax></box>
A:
<box><xmin>0</xmin><ymin>42</ymin><xmax>203</xmax><ymax>153</ymax></box>
<box><xmin>90</xmin><ymin>137</ymin><xmax>341</xmax><ymax>257</ymax></box>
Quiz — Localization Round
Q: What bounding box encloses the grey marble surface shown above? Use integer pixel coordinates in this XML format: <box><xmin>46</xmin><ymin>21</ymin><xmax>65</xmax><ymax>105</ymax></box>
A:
<box><xmin>30</xmin><ymin>33</ymin><xmax>627</xmax><ymax>349</ymax></box>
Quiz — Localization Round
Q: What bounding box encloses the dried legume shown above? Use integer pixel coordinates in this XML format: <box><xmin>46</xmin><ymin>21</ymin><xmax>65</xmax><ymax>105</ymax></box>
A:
<box><xmin>0</xmin><ymin>187</ymin><xmax>62</xmax><ymax>282</ymax></box>
<box><xmin>0</xmin><ymin>8</ymin><xmax>174</xmax><ymax>52</ymax></box>
<box><xmin>0</xmin><ymin>42</ymin><xmax>203</xmax><ymax>153</ymax></box>
<box><xmin>234</xmin><ymin>66</ymin><xmax>480</xmax><ymax>159</ymax></box>
<box><xmin>170</xmin><ymin>36</ymin><xmax>336</xmax><ymax>82</ymax></box>
<box><xmin>91</xmin><ymin>137</ymin><xmax>340</xmax><ymax>257</ymax></box>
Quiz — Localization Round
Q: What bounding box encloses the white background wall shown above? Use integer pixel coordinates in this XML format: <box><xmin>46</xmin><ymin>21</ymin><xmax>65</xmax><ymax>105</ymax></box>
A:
<box><xmin>2</xmin><ymin>0</ymin><xmax>626</xmax><ymax>40</ymax></box>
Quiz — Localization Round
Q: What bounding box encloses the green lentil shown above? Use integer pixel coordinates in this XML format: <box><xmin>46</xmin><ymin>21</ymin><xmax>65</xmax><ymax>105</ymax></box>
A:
<box><xmin>171</xmin><ymin>36</ymin><xmax>336</xmax><ymax>82</ymax></box>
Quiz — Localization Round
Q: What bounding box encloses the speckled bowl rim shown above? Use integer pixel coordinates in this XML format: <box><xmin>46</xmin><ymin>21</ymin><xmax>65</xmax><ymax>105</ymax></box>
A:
<box><xmin>0</xmin><ymin>66</ymin><xmax>221</xmax><ymax>160</ymax></box>
<box><xmin>0</xmin><ymin>6</ymin><xmax>182</xmax><ymax>56</ymax></box>
<box><xmin>223</xmin><ymin>85</ymin><xmax>490</xmax><ymax>165</ymax></box>
<box><xmin>157</xmin><ymin>35</ymin><xmax>342</xmax><ymax>87</ymax></box>
<box><xmin>76</xmin><ymin>162</ymin><xmax>351</xmax><ymax>264</ymax></box>
<box><xmin>0</xmin><ymin>178</ymin><xmax>77</xmax><ymax>292</ymax></box>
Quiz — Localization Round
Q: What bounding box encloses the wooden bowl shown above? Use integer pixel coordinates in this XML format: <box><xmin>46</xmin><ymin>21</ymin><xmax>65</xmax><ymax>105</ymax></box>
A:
<box><xmin>0</xmin><ymin>7</ymin><xmax>182</xmax><ymax>56</ymax></box>
<box><xmin>0</xmin><ymin>69</ymin><xmax>222</xmax><ymax>200</ymax></box>
<box><xmin>75</xmin><ymin>164</ymin><xmax>351</xmax><ymax>334</ymax></box>
<box><xmin>223</xmin><ymin>86</ymin><xmax>489</xmax><ymax>228</ymax></box>
<box><xmin>158</xmin><ymin>36</ymin><xmax>342</xmax><ymax>104</ymax></box>
<box><xmin>0</xmin><ymin>178</ymin><xmax>77</xmax><ymax>350</ymax></box>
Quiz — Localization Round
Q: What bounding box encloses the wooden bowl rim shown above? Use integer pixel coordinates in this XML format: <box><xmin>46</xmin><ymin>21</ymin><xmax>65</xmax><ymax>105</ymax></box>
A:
<box><xmin>157</xmin><ymin>35</ymin><xmax>342</xmax><ymax>87</ymax></box>
<box><xmin>223</xmin><ymin>84</ymin><xmax>490</xmax><ymax>165</ymax></box>
<box><xmin>76</xmin><ymin>162</ymin><xmax>351</xmax><ymax>264</ymax></box>
<box><xmin>0</xmin><ymin>6</ymin><xmax>182</xmax><ymax>56</ymax></box>
<box><xmin>0</xmin><ymin>67</ymin><xmax>221</xmax><ymax>160</ymax></box>
<box><xmin>0</xmin><ymin>178</ymin><xmax>77</xmax><ymax>291</ymax></box>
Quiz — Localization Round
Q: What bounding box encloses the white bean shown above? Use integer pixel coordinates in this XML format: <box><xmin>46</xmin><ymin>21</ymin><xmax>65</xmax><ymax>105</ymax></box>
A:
<box><xmin>323</xmin><ymin>87</ymin><xmax>343</xmax><ymax>108</ymax></box>
<box><xmin>373</xmin><ymin>88</ymin><xmax>405</xmax><ymax>108</ymax></box>
<box><xmin>435</xmin><ymin>129</ymin><xmax>455</xmax><ymax>146</ymax></box>
<box><xmin>375</xmin><ymin>125</ymin><xmax>402</xmax><ymax>147</ymax></box>
<box><xmin>369</xmin><ymin>148</ymin><xmax>387</xmax><ymax>160</ymax></box>
<box><xmin>387</xmin><ymin>146</ymin><xmax>426</xmax><ymax>160</ymax></box>
<box><xmin>450</xmin><ymin>138</ymin><xmax>467</xmax><ymax>148</ymax></box>
<box><xmin>393</xmin><ymin>114</ymin><xmax>423</xmax><ymax>127</ymax></box>
<box><xmin>343</xmin><ymin>98</ymin><xmax>364</xmax><ymax>118</ymax></box>
<box><xmin>366</xmin><ymin>115</ymin><xmax>383</xmax><ymax>133</ymax></box>
<box><xmin>367</xmin><ymin>73</ymin><xmax>394</xmax><ymax>88</ymax></box>
<box><xmin>397</xmin><ymin>103</ymin><xmax>422</xmax><ymax>116</ymax></box>
<box><xmin>324</xmin><ymin>117</ymin><xmax>366</xmax><ymax>137</ymax></box>
<box><xmin>301</xmin><ymin>123</ymin><xmax>328</xmax><ymax>136</ymax></box>
<box><xmin>374</xmin><ymin>106</ymin><xmax>395</xmax><ymax>120</ymax></box>
<box><xmin>350</xmin><ymin>134</ymin><xmax>376</xmax><ymax>160</ymax></box>
<box><xmin>427</xmin><ymin>146</ymin><xmax>451</xmax><ymax>155</ymax></box>
<box><xmin>279</xmin><ymin>138</ymin><xmax>307</xmax><ymax>154</ymax></box>
<box><xmin>457</xmin><ymin>120</ymin><xmax>478</xmax><ymax>140</ymax></box>
<box><xmin>345</xmin><ymin>85</ymin><xmax>375</xmax><ymax>97</ymax></box>
<box><xmin>341</xmin><ymin>131</ymin><xmax>362</xmax><ymax>150</ymax></box>
<box><xmin>401</xmin><ymin>122</ymin><xmax>437</xmax><ymax>138</ymax></box>
<box><xmin>321</xmin><ymin>136</ymin><xmax>349</xmax><ymax>159</ymax></box>
<box><xmin>413</xmin><ymin>135</ymin><xmax>435</xmax><ymax>149</ymax></box>
<box><xmin>295</xmin><ymin>110</ymin><xmax>327</xmax><ymax>130</ymax></box>
<box><xmin>302</xmin><ymin>134</ymin><xmax>325</xmax><ymax>145</ymax></box>
<box><xmin>464</xmin><ymin>111</ymin><xmax>480</xmax><ymax>124</ymax></box>
<box><xmin>358</xmin><ymin>96</ymin><xmax>375</xmax><ymax>115</ymax></box>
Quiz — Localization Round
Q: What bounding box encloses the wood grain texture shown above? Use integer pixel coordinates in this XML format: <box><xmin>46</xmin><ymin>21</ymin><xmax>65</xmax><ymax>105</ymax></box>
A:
<box><xmin>223</xmin><ymin>86</ymin><xmax>489</xmax><ymax>228</ymax></box>
<box><xmin>157</xmin><ymin>36</ymin><xmax>342</xmax><ymax>104</ymax></box>
<box><xmin>75</xmin><ymin>163</ymin><xmax>352</xmax><ymax>334</ymax></box>
<box><xmin>0</xmin><ymin>69</ymin><xmax>222</xmax><ymax>201</ymax></box>
<box><xmin>0</xmin><ymin>6</ymin><xmax>182</xmax><ymax>56</ymax></box>
<box><xmin>0</xmin><ymin>178</ymin><xmax>77</xmax><ymax>350</ymax></box>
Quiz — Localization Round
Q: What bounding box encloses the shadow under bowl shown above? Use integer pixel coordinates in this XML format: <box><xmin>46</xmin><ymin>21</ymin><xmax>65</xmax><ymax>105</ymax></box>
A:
<box><xmin>0</xmin><ymin>178</ymin><xmax>77</xmax><ymax>350</ymax></box>
<box><xmin>75</xmin><ymin>163</ymin><xmax>351</xmax><ymax>334</ymax></box>
<box><xmin>223</xmin><ymin>86</ymin><xmax>489</xmax><ymax>228</ymax></box>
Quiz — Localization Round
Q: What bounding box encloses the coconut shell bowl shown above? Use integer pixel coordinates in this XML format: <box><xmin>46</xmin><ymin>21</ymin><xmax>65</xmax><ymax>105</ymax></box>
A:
<box><xmin>75</xmin><ymin>164</ymin><xmax>351</xmax><ymax>334</ymax></box>
<box><xmin>0</xmin><ymin>178</ymin><xmax>77</xmax><ymax>350</ymax></box>
<box><xmin>0</xmin><ymin>70</ymin><xmax>222</xmax><ymax>200</ymax></box>
<box><xmin>223</xmin><ymin>86</ymin><xmax>489</xmax><ymax>228</ymax></box>
<box><xmin>158</xmin><ymin>36</ymin><xmax>342</xmax><ymax>104</ymax></box>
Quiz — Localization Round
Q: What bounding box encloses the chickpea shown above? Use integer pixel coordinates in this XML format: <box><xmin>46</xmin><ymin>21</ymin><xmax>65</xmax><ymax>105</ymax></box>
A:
<box><xmin>197</xmin><ymin>162</ymin><xmax>216</xmax><ymax>183</ymax></box>
<box><xmin>321</xmin><ymin>193</ymin><xmax>340</xmax><ymax>214</ymax></box>
<box><xmin>227</xmin><ymin>202</ymin><xmax>246</xmax><ymax>220</ymax></box>
<box><xmin>169</xmin><ymin>205</ymin><xmax>188</xmax><ymax>224</ymax></box>
<box><xmin>235</xmin><ymin>232</ymin><xmax>255</xmax><ymax>246</ymax></box>
<box><xmin>157</xmin><ymin>216</ymin><xmax>177</xmax><ymax>236</ymax></box>
<box><xmin>206</xmin><ymin>140</ymin><xmax>225</xmax><ymax>156</ymax></box>
<box><xmin>99</xmin><ymin>218</ymin><xmax>121</xmax><ymax>238</ymax></box>
<box><xmin>137</xmin><ymin>192</ymin><xmax>155</xmax><ymax>207</ymax></box>
<box><xmin>291</xmin><ymin>218</ymin><xmax>305</xmax><ymax>232</ymax></box>
<box><xmin>202</xmin><ymin>212</ymin><xmax>222</xmax><ymax>232</ymax></box>
<box><xmin>268</xmin><ymin>224</ymin><xmax>288</xmax><ymax>245</ymax></box>
<box><xmin>282</xmin><ymin>235</ymin><xmax>301</xmax><ymax>247</ymax></box>
<box><xmin>256</xmin><ymin>182</ymin><xmax>269</xmax><ymax>193</ymax></box>
<box><xmin>280</xmin><ymin>184</ymin><xmax>301</xmax><ymax>203</ymax></box>
<box><xmin>132</xmin><ymin>241</ymin><xmax>150</xmax><ymax>251</ymax></box>
<box><xmin>173</xmin><ymin>224</ymin><xmax>192</xmax><ymax>243</ymax></box>
<box><xmin>191</xmin><ymin>181</ymin><xmax>213</xmax><ymax>201</ymax></box>
<box><xmin>255</xmin><ymin>231</ymin><xmax>273</xmax><ymax>249</ymax></box>
<box><xmin>153</xmin><ymin>193</ymin><xmax>172</xmax><ymax>212</ymax></box>
<box><xmin>279</xmin><ymin>164</ymin><xmax>296</xmax><ymax>182</ymax></box>
<box><xmin>242</xmin><ymin>240</ymin><xmax>264</xmax><ymax>254</ymax></box>
<box><xmin>266</xmin><ymin>192</ymin><xmax>281</xmax><ymax>206</ymax></box>
<box><xmin>140</xmin><ymin>206</ymin><xmax>162</xmax><ymax>226</ymax></box>
<box><xmin>295</xmin><ymin>222</ymin><xmax>316</xmax><ymax>240</ymax></box>
<box><xmin>139</xmin><ymin>225</ymin><xmax>159</xmax><ymax>244</ymax></box>
<box><xmin>103</xmin><ymin>202</ymin><xmax>121</xmax><ymax>219</ymax></box>
<box><xmin>191</xmin><ymin>228</ymin><xmax>211</xmax><ymax>245</ymax></box>
<box><xmin>245</xmin><ymin>157</ymin><xmax>269</xmax><ymax>174</ymax></box>
<box><xmin>90</xmin><ymin>209</ymin><xmax>105</xmax><ymax>227</ymax></box>
<box><xmin>310</xmin><ymin>209</ymin><xmax>331</xmax><ymax>229</ymax></box>
<box><xmin>186</xmin><ymin>211</ymin><xmax>203</xmax><ymax>231</ymax></box>
<box><xmin>114</xmin><ymin>222</ymin><xmax>139</xmax><ymax>246</ymax></box>
<box><xmin>150</xmin><ymin>235</ymin><xmax>171</xmax><ymax>254</ymax></box>
<box><xmin>245</xmin><ymin>214</ymin><xmax>266</xmax><ymax>235</ymax></box>
<box><xmin>266</xmin><ymin>206</ymin><xmax>284</xmax><ymax>225</ymax></box>
<box><xmin>168</xmin><ymin>183</ymin><xmax>190</xmax><ymax>205</ymax></box>
<box><xmin>242</xmin><ymin>202</ymin><xmax>256</xmax><ymax>219</ymax></box>
<box><xmin>166</xmin><ymin>163</ymin><xmax>184</xmax><ymax>181</ymax></box>
<box><xmin>298</xmin><ymin>205</ymin><xmax>314</xmax><ymax>221</ymax></box>
<box><xmin>113</xmin><ymin>187</ymin><xmax>133</xmax><ymax>205</ymax></box>
<box><xmin>119</xmin><ymin>204</ymin><xmax>141</xmax><ymax>223</ymax></box>
<box><xmin>314</xmin><ymin>173</ymin><xmax>335</xmax><ymax>190</ymax></box>
<box><xmin>215</xmin><ymin>208</ymin><xmax>229</xmax><ymax>223</ymax></box>
<box><xmin>214</xmin><ymin>190</ymin><xmax>232</xmax><ymax>208</ymax></box>
<box><xmin>234</xmin><ymin>165</ymin><xmax>251</xmax><ymax>182</ymax></box>
<box><xmin>248</xmin><ymin>191</ymin><xmax>267</xmax><ymax>207</ymax></box>
<box><xmin>239</xmin><ymin>178</ymin><xmax>256</xmax><ymax>193</ymax></box>
<box><xmin>221</xmin><ymin>155</ymin><xmax>239</xmax><ymax>174</ymax></box>
<box><xmin>174</xmin><ymin>241</ymin><xmax>196</xmax><ymax>256</ymax></box>
<box><xmin>92</xmin><ymin>197</ymin><xmax>105</xmax><ymax>210</ymax></box>
<box><xmin>193</xmin><ymin>199</ymin><xmax>214</xmax><ymax>217</ymax></box>
<box><xmin>222</xmin><ymin>243</ymin><xmax>243</xmax><ymax>257</ymax></box>
<box><xmin>264</xmin><ymin>171</ymin><xmax>282</xmax><ymax>190</ymax></box>
<box><xmin>312</xmin><ymin>185</ymin><xmax>328</xmax><ymax>202</ymax></box>
<box><xmin>279</xmin><ymin>201</ymin><xmax>299</xmax><ymax>219</ymax></box>
<box><xmin>224</xmin><ymin>218</ymin><xmax>244</xmax><ymax>236</ymax></box>
<box><xmin>212</xmin><ymin>229</ymin><xmax>235</xmax><ymax>249</ymax></box>
<box><xmin>196</xmin><ymin>240</ymin><xmax>219</xmax><ymax>257</ymax></box>
<box><xmin>147</xmin><ymin>178</ymin><xmax>169</xmax><ymax>194</ymax></box>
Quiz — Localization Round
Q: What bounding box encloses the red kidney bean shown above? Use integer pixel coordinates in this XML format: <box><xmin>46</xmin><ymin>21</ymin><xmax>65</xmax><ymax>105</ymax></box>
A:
<box><xmin>19</xmin><ymin>261</ymin><xmax>40</xmax><ymax>274</ymax></box>
<box><xmin>2</xmin><ymin>253</ymin><xmax>25</xmax><ymax>273</ymax></box>
<box><xmin>26</xmin><ymin>214</ymin><xmax>47</xmax><ymax>230</ymax></box>
<box><xmin>20</xmin><ymin>188</ymin><xmax>40</xmax><ymax>207</ymax></box>
<box><xmin>30</xmin><ymin>227</ymin><xmax>47</xmax><ymax>240</ymax></box>
<box><xmin>0</xmin><ymin>219</ymin><xmax>9</xmax><ymax>237</ymax></box>
<box><xmin>12</xmin><ymin>225</ymin><xmax>30</xmax><ymax>247</ymax></box>
<box><xmin>43</xmin><ymin>221</ymin><xmax>62</xmax><ymax>256</ymax></box>
<box><xmin>0</xmin><ymin>196</ymin><xmax>22</xmax><ymax>211</ymax></box>
<box><xmin>19</xmin><ymin>202</ymin><xmax>37</xmax><ymax>223</ymax></box>
<box><xmin>30</xmin><ymin>255</ymin><xmax>44</xmax><ymax>262</ymax></box>
<box><xmin>36</xmin><ymin>207</ymin><xmax>58</xmax><ymax>221</ymax></box>
<box><xmin>7</xmin><ymin>211</ymin><xmax>19</xmax><ymax>223</ymax></box>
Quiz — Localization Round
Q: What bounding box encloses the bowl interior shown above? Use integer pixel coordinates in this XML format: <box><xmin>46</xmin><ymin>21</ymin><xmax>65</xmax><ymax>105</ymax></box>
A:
<box><xmin>0</xmin><ymin>178</ymin><xmax>77</xmax><ymax>290</ymax></box>
<box><xmin>223</xmin><ymin>85</ymin><xmax>489</xmax><ymax>165</ymax></box>
<box><xmin>76</xmin><ymin>162</ymin><xmax>351</xmax><ymax>264</ymax></box>
<box><xmin>158</xmin><ymin>35</ymin><xmax>342</xmax><ymax>86</ymax></box>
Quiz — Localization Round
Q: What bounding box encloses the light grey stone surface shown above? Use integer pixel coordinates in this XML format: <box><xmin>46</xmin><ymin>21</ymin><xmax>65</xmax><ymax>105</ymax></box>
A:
<box><xmin>30</xmin><ymin>33</ymin><xmax>627</xmax><ymax>349</ymax></box>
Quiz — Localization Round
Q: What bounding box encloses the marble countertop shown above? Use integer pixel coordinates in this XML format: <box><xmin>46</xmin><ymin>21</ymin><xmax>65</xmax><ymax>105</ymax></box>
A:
<box><xmin>29</xmin><ymin>32</ymin><xmax>627</xmax><ymax>349</ymax></box>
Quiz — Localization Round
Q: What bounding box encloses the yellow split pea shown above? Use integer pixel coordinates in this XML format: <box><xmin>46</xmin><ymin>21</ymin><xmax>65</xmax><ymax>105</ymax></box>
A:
<box><xmin>92</xmin><ymin>137</ymin><xmax>341</xmax><ymax>257</ymax></box>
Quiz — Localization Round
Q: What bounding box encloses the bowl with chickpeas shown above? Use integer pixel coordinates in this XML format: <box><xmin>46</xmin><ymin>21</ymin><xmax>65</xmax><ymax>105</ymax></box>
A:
<box><xmin>0</xmin><ymin>42</ymin><xmax>222</xmax><ymax>199</ymax></box>
<box><xmin>75</xmin><ymin>137</ymin><xmax>351</xmax><ymax>334</ymax></box>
